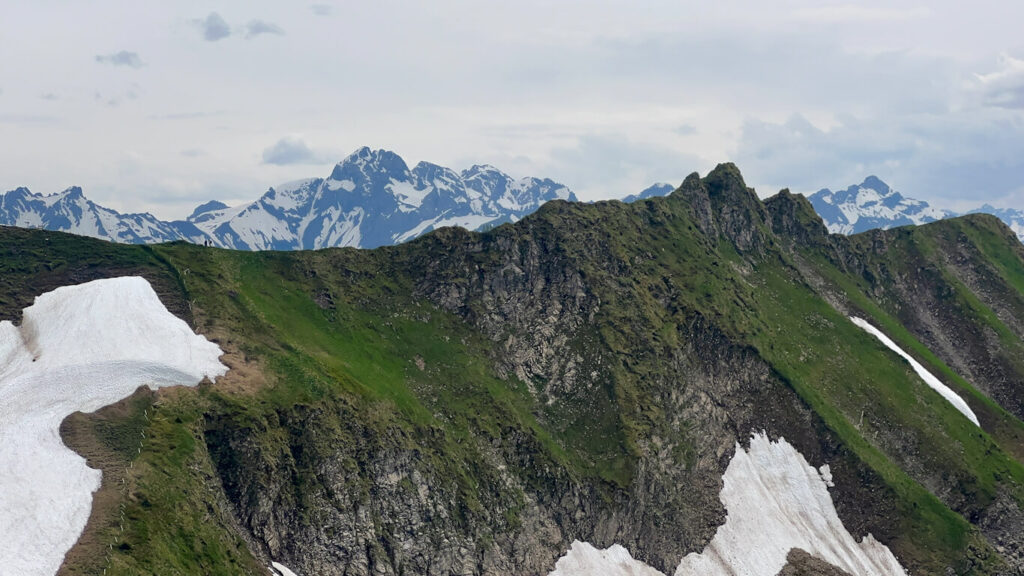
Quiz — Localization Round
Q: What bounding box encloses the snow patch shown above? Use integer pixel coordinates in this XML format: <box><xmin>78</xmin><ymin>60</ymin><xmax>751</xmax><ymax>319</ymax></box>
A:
<box><xmin>270</xmin><ymin>561</ymin><xmax>301</xmax><ymax>576</ymax></box>
<box><xmin>388</xmin><ymin>178</ymin><xmax>429</xmax><ymax>209</ymax></box>
<box><xmin>850</xmin><ymin>317</ymin><xmax>980</xmax><ymax>426</ymax></box>
<box><xmin>548</xmin><ymin>434</ymin><xmax>906</xmax><ymax>576</ymax></box>
<box><xmin>819</xmin><ymin>464</ymin><xmax>834</xmax><ymax>487</ymax></box>
<box><xmin>550</xmin><ymin>541</ymin><xmax>664</xmax><ymax>576</ymax></box>
<box><xmin>274</xmin><ymin>178</ymin><xmax>318</xmax><ymax>195</ymax></box>
<box><xmin>326</xmin><ymin>178</ymin><xmax>356</xmax><ymax>192</ymax></box>
<box><xmin>676</xmin><ymin>434</ymin><xmax>906</xmax><ymax>576</ymax></box>
<box><xmin>394</xmin><ymin>213</ymin><xmax>499</xmax><ymax>243</ymax></box>
<box><xmin>228</xmin><ymin>201</ymin><xmax>299</xmax><ymax>249</ymax></box>
<box><xmin>191</xmin><ymin>202</ymin><xmax>248</xmax><ymax>235</ymax></box>
<box><xmin>0</xmin><ymin>277</ymin><xmax>228</xmax><ymax>576</ymax></box>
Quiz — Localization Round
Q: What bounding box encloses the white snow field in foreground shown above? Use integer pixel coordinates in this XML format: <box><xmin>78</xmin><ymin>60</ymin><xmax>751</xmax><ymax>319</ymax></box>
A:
<box><xmin>850</xmin><ymin>316</ymin><xmax>980</xmax><ymax>426</ymax></box>
<box><xmin>549</xmin><ymin>434</ymin><xmax>907</xmax><ymax>576</ymax></box>
<box><xmin>0</xmin><ymin>277</ymin><xmax>227</xmax><ymax>576</ymax></box>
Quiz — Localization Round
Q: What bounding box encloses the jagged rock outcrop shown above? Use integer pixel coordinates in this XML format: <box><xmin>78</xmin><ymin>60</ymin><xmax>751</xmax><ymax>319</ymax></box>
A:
<box><xmin>764</xmin><ymin>189</ymin><xmax>831</xmax><ymax>248</ymax></box>
<box><xmin>777</xmin><ymin>549</ymin><xmax>854</xmax><ymax>576</ymax></box>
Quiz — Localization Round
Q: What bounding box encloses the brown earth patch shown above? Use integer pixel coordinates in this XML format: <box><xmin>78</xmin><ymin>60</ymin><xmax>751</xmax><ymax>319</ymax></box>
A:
<box><xmin>57</xmin><ymin>387</ymin><xmax>156</xmax><ymax>576</ymax></box>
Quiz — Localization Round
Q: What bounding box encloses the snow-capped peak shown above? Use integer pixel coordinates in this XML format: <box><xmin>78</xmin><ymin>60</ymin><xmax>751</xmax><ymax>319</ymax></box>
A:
<box><xmin>189</xmin><ymin>200</ymin><xmax>229</xmax><ymax>221</ymax></box>
<box><xmin>807</xmin><ymin>176</ymin><xmax>1024</xmax><ymax>241</ymax></box>
<box><xmin>0</xmin><ymin>147</ymin><xmax>579</xmax><ymax>250</ymax></box>
<box><xmin>331</xmin><ymin>147</ymin><xmax>409</xmax><ymax>179</ymax></box>
<box><xmin>860</xmin><ymin>175</ymin><xmax>891</xmax><ymax>195</ymax></box>
<box><xmin>808</xmin><ymin>177</ymin><xmax>952</xmax><ymax>235</ymax></box>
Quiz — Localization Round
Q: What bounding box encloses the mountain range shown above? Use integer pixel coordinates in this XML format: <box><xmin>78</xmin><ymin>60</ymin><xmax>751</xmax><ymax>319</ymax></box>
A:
<box><xmin>5</xmin><ymin>163</ymin><xmax>1024</xmax><ymax>575</ymax></box>
<box><xmin>807</xmin><ymin>176</ymin><xmax>1024</xmax><ymax>239</ymax></box>
<box><xmin>0</xmin><ymin>147</ymin><xmax>576</xmax><ymax>250</ymax></box>
<box><xmin>4</xmin><ymin>148</ymin><xmax>1022</xmax><ymax>250</ymax></box>
<box><xmin>630</xmin><ymin>175</ymin><xmax>1024</xmax><ymax>243</ymax></box>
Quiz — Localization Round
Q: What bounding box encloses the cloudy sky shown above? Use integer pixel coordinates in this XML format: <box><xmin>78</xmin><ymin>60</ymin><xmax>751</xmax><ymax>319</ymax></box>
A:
<box><xmin>2</xmin><ymin>1</ymin><xmax>1023</xmax><ymax>219</ymax></box>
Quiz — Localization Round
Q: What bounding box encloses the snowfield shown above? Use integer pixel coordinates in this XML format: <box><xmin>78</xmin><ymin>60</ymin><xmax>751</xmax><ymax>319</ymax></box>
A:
<box><xmin>549</xmin><ymin>434</ymin><xmax>906</xmax><ymax>576</ymax></box>
<box><xmin>270</xmin><ymin>561</ymin><xmax>301</xmax><ymax>576</ymax></box>
<box><xmin>549</xmin><ymin>541</ymin><xmax>665</xmax><ymax>576</ymax></box>
<box><xmin>851</xmin><ymin>317</ymin><xmax>979</xmax><ymax>426</ymax></box>
<box><xmin>675</xmin><ymin>434</ymin><xmax>906</xmax><ymax>576</ymax></box>
<box><xmin>0</xmin><ymin>277</ymin><xmax>227</xmax><ymax>576</ymax></box>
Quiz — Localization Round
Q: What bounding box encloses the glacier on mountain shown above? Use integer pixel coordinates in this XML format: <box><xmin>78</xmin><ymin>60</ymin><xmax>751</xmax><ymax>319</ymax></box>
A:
<box><xmin>549</xmin><ymin>541</ymin><xmax>664</xmax><ymax>576</ymax></box>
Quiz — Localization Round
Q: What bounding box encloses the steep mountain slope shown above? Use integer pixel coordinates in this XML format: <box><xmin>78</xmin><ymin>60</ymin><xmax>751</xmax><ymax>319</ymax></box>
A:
<box><xmin>3</xmin><ymin>164</ymin><xmax>1024</xmax><ymax>575</ymax></box>
<box><xmin>0</xmin><ymin>148</ymin><xmax>576</xmax><ymax>250</ymax></box>
<box><xmin>0</xmin><ymin>186</ymin><xmax>207</xmax><ymax>244</ymax></box>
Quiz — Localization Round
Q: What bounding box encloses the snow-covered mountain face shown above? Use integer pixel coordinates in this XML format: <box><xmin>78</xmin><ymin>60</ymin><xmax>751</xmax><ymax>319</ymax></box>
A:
<box><xmin>0</xmin><ymin>147</ymin><xmax>577</xmax><ymax>250</ymax></box>
<box><xmin>621</xmin><ymin>182</ymin><xmax>675</xmax><ymax>203</ymax></box>
<box><xmin>192</xmin><ymin>147</ymin><xmax>575</xmax><ymax>250</ymax></box>
<box><xmin>807</xmin><ymin>177</ymin><xmax>1024</xmax><ymax>241</ymax></box>
<box><xmin>807</xmin><ymin>176</ymin><xmax>952</xmax><ymax>235</ymax></box>
<box><xmin>0</xmin><ymin>186</ymin><xmax>207</xmax><ymax>245</ymax></box>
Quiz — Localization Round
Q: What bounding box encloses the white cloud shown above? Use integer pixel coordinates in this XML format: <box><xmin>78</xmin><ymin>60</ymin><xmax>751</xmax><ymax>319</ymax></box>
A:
<box><xmin>261</xmin><ymin>136</ymin><xmax>332</xmax><ymax>165</ymax></box>
<box><xmin>791</xmin><ymin>4</ymin><xmax>931</xmax><ymax>23</ymax></box>
<box><xmin>245</xmin><ymin>19</ymin><xmax>284</xmax><ymax>39</ymax></box>
<box><xmin>546</xmin><ymin>133</ymin><xmax>702</xmax><ymax>201</ymax></box>
<box><xmin>974</xmin><ymin>54</ymin><xmax>1024</xmax><ymax>109</ymax></box>
<box><xmin>95</xmin><ymin>50</ymin><xmax>144</xmax><ymax>68</ymax></box>
<box><xmin>734</xmin><ymin>109</ymin><xmax>1024</xmax><ymax>209</ymax></box>
<box><xmin>310</xmin><ymin>4</ymin><xmax>332</xmax><ymax>17</ymax></box>
<box><xmin>193</xmin><ymin>12</ymin><xmax>230</xmax><ymax>42</ymax></box>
